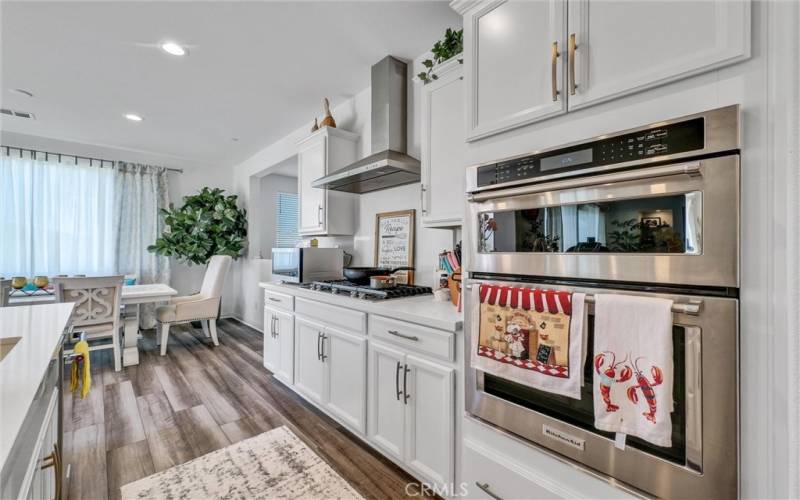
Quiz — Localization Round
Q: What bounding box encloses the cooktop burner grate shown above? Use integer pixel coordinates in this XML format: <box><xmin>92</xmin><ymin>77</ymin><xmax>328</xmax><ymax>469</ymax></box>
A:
<box><xmin>302</xmin><ymin>280</ymin><xmax>432</xmax><ymax>300</ymax></box>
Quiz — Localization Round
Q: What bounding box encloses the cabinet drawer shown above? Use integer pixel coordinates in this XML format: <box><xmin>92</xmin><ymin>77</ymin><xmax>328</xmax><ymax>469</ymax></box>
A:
<box><xmin>462</xmin><ymin>439</ymin><xmax>563</xmax><ymax>500</ymax></box>
<box><xmin>369</xmin><ymin>315</ymin><xmax>454</xmax><ymax>362</ymax></box>
<box><xmin>295</xmin><ymin>297</ymin><xmax>366</xmax><ymax>334</ymax></box>
<box><xmin>264</xmin><ymin>290</ymin><xmax>294</xmax><ymax>311</ymax></box>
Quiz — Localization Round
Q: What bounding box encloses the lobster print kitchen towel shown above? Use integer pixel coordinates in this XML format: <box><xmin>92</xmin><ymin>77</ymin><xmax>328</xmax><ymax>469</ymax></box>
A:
<box><xmin>593</xmin><ymin>294</ymin><xmax>674</xmax><ymax>447</ymax></box>
<box><xmin>470</xmin><ymin>284</ymin><xmax>586</xmax><ymax>399</ymax></box>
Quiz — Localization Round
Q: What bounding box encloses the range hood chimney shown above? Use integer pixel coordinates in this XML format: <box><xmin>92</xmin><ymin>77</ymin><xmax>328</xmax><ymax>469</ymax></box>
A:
<box><xmin>311</xmin><ymin>56</ymin><xmax>421</xmax><ymax>194</ymax></box>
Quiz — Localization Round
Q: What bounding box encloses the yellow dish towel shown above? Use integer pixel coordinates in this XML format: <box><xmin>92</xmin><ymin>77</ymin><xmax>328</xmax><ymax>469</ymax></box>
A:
<box><xmin>70</xmin><ymin>340</ymin><xmax>91</xmax><ymax>398</ymax></box>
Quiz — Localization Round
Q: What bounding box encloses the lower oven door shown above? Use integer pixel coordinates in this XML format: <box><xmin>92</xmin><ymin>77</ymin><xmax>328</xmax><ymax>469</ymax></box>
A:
<box><xmin>464</xmin><ymin>278</ymin><xmax>738</xmax><ymax>499</ymax></box>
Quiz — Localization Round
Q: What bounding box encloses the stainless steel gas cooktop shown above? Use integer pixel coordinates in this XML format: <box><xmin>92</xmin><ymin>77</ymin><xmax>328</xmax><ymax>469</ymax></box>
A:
<box><xmin>301</xmin><ymin>280</ymin><xmax>432</xmax><ymax>300</ymax></box>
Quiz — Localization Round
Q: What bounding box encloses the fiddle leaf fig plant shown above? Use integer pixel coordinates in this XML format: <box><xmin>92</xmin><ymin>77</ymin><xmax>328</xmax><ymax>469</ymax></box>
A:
<box><xmin>417</xmin><ymin>27</ymin><xmax>463</xmax><ymax>84</ymax></box>
<box><xmin>148</xmin><ymin>187</ymin><xmax>248</xmax><ymax>265</ymax></box>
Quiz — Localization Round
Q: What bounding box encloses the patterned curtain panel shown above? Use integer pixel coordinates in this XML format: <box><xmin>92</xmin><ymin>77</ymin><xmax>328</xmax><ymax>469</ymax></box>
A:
<box><xmin>114</xmin><ymin>162</ymin><xmax>170</xmax><ymax>328</ymax></box>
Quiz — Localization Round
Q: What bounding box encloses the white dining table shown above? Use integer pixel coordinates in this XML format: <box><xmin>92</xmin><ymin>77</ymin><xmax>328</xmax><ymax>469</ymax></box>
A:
<box><xmin>8</xmin><ymin>283</ymin><xmax>178</xmax><ymax>367</ymax></box>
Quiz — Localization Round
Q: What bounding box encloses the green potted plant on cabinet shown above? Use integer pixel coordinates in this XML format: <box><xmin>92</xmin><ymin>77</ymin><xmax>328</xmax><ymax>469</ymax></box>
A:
<box><xmin>417</xmin><ymin>28</ymin><xmax>464</xmax><ymax>84</ymax></box>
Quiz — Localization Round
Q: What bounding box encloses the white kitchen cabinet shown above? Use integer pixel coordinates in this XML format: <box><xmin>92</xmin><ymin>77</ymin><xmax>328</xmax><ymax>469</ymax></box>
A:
<box><xmin>22</xmin><ymin>389</ymin><xmax>59</xmax><ymax>500</ymax></box>
<box><xmin>294</xmin><ymin>316</ymin><xmax>326</xmax><ymax>404</ymax></box>
<box><xmin>293</xmin><ymin>314</ymin><xmax>368</xmax><ymax>434</ymax></box>
<box><xmin>263</xmin><ymin>307</ymin><xmax>280</xmax><ymax>373</ymax></box>
<box><xmin>420</xmin><ymin>59</ymin><xmax>466</xmax><ymax>228</ymax></box>
<box><xmin>566</xmin><ymin>0</ymin><xmax>751</xmax><ymax>110</ymax></box>
<box><xmin>324</xmin><ymin>326</ymin><xmax>367</xmax><ymax>433</ymax></box>
<box><xmin>276</xmin><ymin>311</ymin><xmax>295</xmax><ymax>385</ymax></box>
<box><xmin>297</xmin><ymin>127</ymin><xmax>359</xmax><ymax>236</ymax></box>
<box><xmin>463</xmin><ymin>0</ymin><xmax>567</xmax><ymax>141</ymax></box>
<box><xmin>456</xmin><ymin>0</ymin><xmax>751</xmax><ymax>139</ymax></box>
<box><xmin>368</xmin><ymin>340</ymin><xmax>455</xmax><ymax>486</ymax></box>
<box><xmin>462</xmin><ymin>439</ymin><xmax>566</xmax><ymax>500</ymax></box>
<box><xmin>263</xmin><ymin>306</ymin><xmax>294</xmax><ymax>385</ymax></box>
<box><xmin>368</xmin><ymin>341</ymin><xmax>406</xmax><ymax>461</ymax></box>
<box><xmin>404</xmin><ymin>354</ymin><xmax>455</xmax><ymax>486</ymax></box>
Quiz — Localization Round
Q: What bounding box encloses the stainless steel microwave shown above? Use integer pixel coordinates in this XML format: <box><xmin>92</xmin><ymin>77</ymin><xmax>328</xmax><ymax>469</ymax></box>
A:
<box><xmin>271</xmin><ymin>247</ymin><xmax>343</xmax><ymax>283</ymax></box>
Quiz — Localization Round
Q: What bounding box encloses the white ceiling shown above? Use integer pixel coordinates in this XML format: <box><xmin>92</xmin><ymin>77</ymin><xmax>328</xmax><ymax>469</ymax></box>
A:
<box><xmin>0</xmin><ymin>1</ymin><xmax>459</xmax><ymax>167</ymax></box>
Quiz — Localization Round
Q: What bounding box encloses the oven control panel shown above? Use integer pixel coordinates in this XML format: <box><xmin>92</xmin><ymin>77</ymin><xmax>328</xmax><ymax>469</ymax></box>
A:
<box><xmin>477</xmin><ymin>117</ymin><xmax>705</xmax><ymax>188</ymax></box>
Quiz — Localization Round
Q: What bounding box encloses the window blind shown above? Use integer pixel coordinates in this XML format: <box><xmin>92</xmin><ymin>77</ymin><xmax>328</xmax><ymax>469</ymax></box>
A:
<box><xmin>275</xmin><ymin>191</ymin><xmax>300</xmax><ymax>248</ymax></box>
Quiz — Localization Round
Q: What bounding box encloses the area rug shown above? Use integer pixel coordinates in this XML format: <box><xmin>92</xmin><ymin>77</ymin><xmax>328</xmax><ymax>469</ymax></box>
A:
<box><xmin>121</xmin><ymin>426</ymin><xmax>363</xmax><ymax>499</ymax></box>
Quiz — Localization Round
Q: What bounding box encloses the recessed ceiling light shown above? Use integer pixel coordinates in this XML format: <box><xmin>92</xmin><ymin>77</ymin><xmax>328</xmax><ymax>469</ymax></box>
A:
<box><xmin>161</xmin><ymin>42</ymin><xmax>187</xmax><ymax>56</ymax></box>
<box><xmin>10</xmin><ymin>88</ymin><xmax>34</xmax><ymax>98</ymax></box>
<box><xmin>124</xmin><ymin>113</ymin><xmax>143</xmax><ymax>122</ymax></box>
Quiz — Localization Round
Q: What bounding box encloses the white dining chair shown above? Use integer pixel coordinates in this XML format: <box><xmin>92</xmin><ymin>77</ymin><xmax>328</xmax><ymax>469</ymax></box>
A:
<box><xmin>155</xmin><ymin>255</ymin><xmax>232</xmax><ymax>356</ymax></box>
<box><xmin>54</xmin><ymin>276</ymin><xmax>124</xmax><ymax>371</ymax></box>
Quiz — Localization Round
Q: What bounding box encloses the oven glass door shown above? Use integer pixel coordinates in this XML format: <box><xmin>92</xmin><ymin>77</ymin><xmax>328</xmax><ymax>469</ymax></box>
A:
<box><xmin>466</xmin><ymin>156</ymin><xmax>739</xmax><ymax>287</ymax></box>
<box><xmin>465</xmin><ymin>279</ymin><xmax>738</xmax><ymax>498</ymax></box>
<box><xmin>482</xmin><ymin>315</ymin><xmax>691</xmax><ymax>466</ymax></box>
<box><xmin>479</xmin><ymin>192</ymin><xmax>701</xmax><ymax>254</ymax></box>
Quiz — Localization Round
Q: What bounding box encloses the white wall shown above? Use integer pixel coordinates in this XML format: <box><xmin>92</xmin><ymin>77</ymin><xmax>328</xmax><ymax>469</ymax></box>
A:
<box><xmin>230</xmin><ymin>54</ymin><xmax>456</xmax><ymax>330</ymax></box>
<box><xmin>0</xmin><ymin>130</ymin><xmax>237</xmax><ymax>315</ymax></box>
<box><xmin>257</xmin><ymin>173</ymin><xmax>297</xmax><ymax>256</ymax></box>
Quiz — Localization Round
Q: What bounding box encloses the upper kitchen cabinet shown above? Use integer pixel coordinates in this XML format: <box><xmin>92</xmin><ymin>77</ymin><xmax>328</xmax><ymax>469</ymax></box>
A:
<box><xmin>297</xmin><ymin>127</ymin><xmax>359</xmax><ymax>236</ymax></box>
<box><xmin>420</xmin><ymin>59</ymin><xmax>466</xmax><ymax>228</ymax></box>
<box><xmin>566</xmin><ymin>0</ymin><xmax>751</xmax><ymax>110</ymax></box>
<box><xmin>462</xmin><ymin>0</ymin><xmax>567</xmax><ymax>142</ymax></box>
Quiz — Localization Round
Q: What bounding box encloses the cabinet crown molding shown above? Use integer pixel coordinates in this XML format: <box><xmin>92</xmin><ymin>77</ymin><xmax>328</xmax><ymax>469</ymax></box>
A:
<box><xmin>296</xmin><ymin>126</ymin><xmax>360</xmax><ymax>147</ymax></box>
<box><xmin>449</xmin><ymin>0</ymin><xmax>482</xmax><ymax>15</ymax></box>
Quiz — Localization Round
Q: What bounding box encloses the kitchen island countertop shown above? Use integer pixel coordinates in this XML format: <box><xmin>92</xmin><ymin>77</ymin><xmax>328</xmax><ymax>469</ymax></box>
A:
<box><xmin>0</xmin><ymin>303</ymin><xmax>73</xmax><ymax>470</ymax></box>
<box><xmin>259</xmin><ymin>282</ymin><xmax>463</xmax><ymax>331</ymax></box>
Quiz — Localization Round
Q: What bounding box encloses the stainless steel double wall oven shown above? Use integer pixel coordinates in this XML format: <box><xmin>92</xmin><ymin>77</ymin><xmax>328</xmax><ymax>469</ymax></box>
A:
<box><xmin>464</xmin><ymin>106</ymin><xmax>740</xmax><ymax>498</ymax></box>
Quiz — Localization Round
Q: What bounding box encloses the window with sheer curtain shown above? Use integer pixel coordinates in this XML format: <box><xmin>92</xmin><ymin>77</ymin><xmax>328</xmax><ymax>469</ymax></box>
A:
<box><xmin>0</xmin><ymin>153</ymin><xmax>117</xmax><ymax>277</ymax></box>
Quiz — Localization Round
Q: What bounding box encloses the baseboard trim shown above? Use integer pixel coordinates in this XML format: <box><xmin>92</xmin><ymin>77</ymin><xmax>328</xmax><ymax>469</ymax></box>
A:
<box><xmin>221</xmin><ymin>315</ymin><xmax>262</xmax><ymax>333</ymax></box>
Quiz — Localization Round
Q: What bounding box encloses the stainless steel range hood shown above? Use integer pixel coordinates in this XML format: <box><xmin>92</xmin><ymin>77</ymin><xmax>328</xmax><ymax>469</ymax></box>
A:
<box><xmin>312</xmin><ymin>56</ymin><xmax>420</xmax><ymax>194</ymax></box>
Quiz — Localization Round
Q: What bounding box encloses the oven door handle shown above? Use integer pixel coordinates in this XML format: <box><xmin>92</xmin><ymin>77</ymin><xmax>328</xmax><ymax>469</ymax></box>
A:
<box><xmin>464</xmin><ymin>283</ymin><xmax>703</xmax><ymax>316</ymax></box>
<box><xmin>467</xmin><ymin>161</ymin><xmax>702</xmax><ymax>202</ymax></box>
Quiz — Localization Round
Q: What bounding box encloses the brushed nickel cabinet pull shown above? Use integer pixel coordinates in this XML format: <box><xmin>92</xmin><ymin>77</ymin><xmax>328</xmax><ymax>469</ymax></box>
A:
<box><xmin>569</xmin><ymin>33</ymin><xmax>578</xmax><ymax>95</ymax></box>
<box><xmin>317</xmin><ymin>204</ymin><xmax>323</xmax><ymax>226</ymax></box>
<box><xmin>320</xmin><ymin>333</ymin><xmax>328</xmax><ymax>362</ymax></box>
<box><xmin>388</xmin><ymin>330</ymin><xmax>419</xmax><ymax>341</ymax></box>
<box><xmin>268</xmin><ymin>297</ymin><xmax>281</xmax><ymax>302</ymax></box>
<box><xmin>395</xmin><ymin>361</ymin><xmax>403</xmax><ymax>401</ymax></box>
<box><xmin>476</xmin><ymin>482</ymin><xmax>503</xmax><ymax>500</ymax></box>
<box><xmin>551</xmin><ymin>41</ymin><xmax>560</xmax><ymax>101</ymax></box>
<box><xmin>403</xmin><ymin>364</ymin><xmax>411</xmax><ymax>405</ymax></box>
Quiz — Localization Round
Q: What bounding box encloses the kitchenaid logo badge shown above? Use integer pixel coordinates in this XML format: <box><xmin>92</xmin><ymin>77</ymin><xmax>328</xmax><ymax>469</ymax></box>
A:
<box><xmin>542</xmin><ymin>425</ymin><xmax>585</xmax><ymax>451</ymax></box>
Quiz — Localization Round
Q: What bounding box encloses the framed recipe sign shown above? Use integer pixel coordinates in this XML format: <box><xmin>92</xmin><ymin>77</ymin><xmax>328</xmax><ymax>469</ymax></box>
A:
<box><xmin>374</xmin><ymin>209</ymin><xmax>415</xmax><ymax>284</ymax></box>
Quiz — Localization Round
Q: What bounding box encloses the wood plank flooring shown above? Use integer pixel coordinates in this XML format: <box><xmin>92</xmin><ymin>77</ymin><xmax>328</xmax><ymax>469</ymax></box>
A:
<box><xmin>63</xmin><ymin>319</ymin><xmax>427</xmax><ymax>500</ymax></box>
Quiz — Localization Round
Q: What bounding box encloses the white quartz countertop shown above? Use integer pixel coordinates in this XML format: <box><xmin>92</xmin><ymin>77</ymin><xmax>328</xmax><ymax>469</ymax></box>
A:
<box><xmin>0</xmin><ymin>303</ymin><xmax>73</xmax><ymax>469</ymax></box>
<box><xmin>259</xmin><ymin>282</ymin><xmax>463</xmax><ymax>332</ymax></box>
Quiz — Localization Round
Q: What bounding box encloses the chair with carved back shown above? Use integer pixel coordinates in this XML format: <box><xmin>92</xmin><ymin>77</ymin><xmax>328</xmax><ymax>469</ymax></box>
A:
<box><xmin>54</xmin><ymin>276</ymin><xmax>124</xmax><ymax>371</ymax></box>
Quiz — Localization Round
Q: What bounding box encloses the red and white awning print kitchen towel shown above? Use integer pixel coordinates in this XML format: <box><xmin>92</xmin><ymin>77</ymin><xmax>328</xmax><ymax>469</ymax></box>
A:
<box><xmin>593</xmin><ymin>294</ymin><xmax>674</xmax><ymax>447</ymax></box>
<box><xmin>470</xmin><ymin>284</ymin><xmax>586</xmax><ymax>399</ymax></box>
